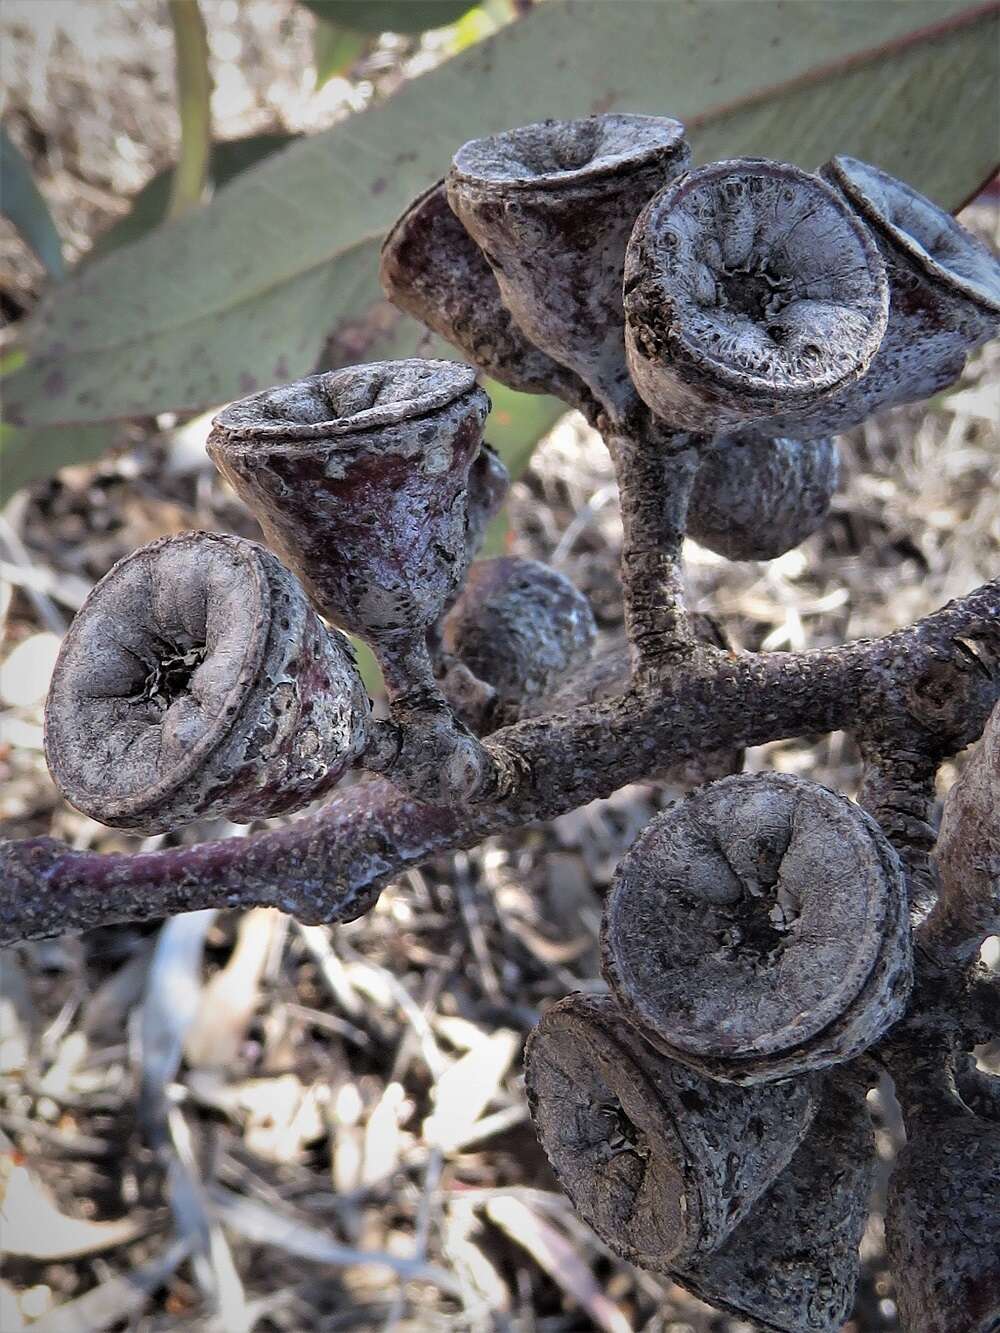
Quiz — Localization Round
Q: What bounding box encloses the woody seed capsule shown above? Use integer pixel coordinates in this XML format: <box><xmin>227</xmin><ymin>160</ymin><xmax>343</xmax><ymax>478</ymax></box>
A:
<box><xmin>44</xmin><ymin>532</ymin><xmax>371</xmax><ymax>834</ymax></box>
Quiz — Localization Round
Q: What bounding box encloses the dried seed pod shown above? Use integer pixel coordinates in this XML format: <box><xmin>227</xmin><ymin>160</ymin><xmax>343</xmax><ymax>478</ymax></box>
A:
<box><xmin>524</xmin><ymin>992</ymin><xmax>818</xmax><ymax>1271</ymax></box>
<box><xmin>623</xmin><ymin>159</ymin><xmax>889</xmax><ymax>432</ymax></box>
<box><xmin>448</xmin><ymin>114</ymin><xmax>690</xmax><ymax>410</ymax></box>
<box><xmin>380</xmin><ymin>180</ymin><xmax>586</xmax><ymax>402</ymax></box>
<box><xmin>885</xmin><ymin>1107</ymin><xmax>1000</xmax><ymax>1333</ymax></box>
<box><xmin>537</xmin><ymin>617</ymin><xmax>744</xmax><ymax>789</ymax></box>
<box><xmin>740</xmin><ymin>158</ymin><xmax>1000</xmax><ymax>441</ymax></box>
<box><xmin>441</xmin><ymin>557</ymin><xmax>596</xmax><ymax>726</ymax></box>
<box><xmin>602</xmin><ymin>772</ymin><xmax>912</xmax><ymax>1084</ymax></box>
<box><xmin>812</xmin><ymin>156</ymin><xmax>1000</xmax><ymax>432</ymax></box>
<box><xmin>687</xmin><ymin>434</ymin><xmax>839</xmax><ymax>561</ymax></box>
<box><xmin>207</xmin><ymin>360</ymin><xmax>489</xmax><ymax>659</ymax></box>
<box><xmin>675</xmin><ymin>1076</ymin><xmax>876</xmax><ymax>1333</ymax></box>
<box><xmin>921</xmin><ymin>697</ymin><xmax>1000</xmax><ymax>964</ymax></box>
<box><xmin>44</xmin><ymin>532</ymin><xmax>371</xmax><ymax>834</ymax></box>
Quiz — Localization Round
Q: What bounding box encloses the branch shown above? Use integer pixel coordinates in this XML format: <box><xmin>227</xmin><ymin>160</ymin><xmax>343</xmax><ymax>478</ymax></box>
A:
<box><xmin>604</xmin><ymin>416</ymin><xmax>701</xmax><ymax>680</ymax></box>
<box><xmin>2</xmin><ymin>579</ymin><xmax>997</xmax><ymax>945</ymax></box>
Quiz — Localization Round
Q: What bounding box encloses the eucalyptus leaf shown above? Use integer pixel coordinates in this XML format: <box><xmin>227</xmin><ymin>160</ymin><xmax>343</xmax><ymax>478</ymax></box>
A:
<box><xmin>85</xmin><ymin>133</ymin><xmax>299</xmax><ymax>264</ymax></box>
<box><xmin>3</xmin><ymin>0</ymin><xmax>997</xmax><ymax>499</ymax></box>
<box><xmin>0</xmin><ymin>127</ymin><xmax>65</xmax><ymax>280</ymax></box>
<box><xmin>0</xmin><ymin>421</ymin><xmax>115</xmax><ymax>505</ymax></box>
<box><xmin>299</xmin><ymin>1</ymin><xmax>475</xmax><ymax>34</ymax></box>
<box><xmin>166</xmin><ymin>0</ymin><xmax>212</xmax><ymax>219</ymax></box>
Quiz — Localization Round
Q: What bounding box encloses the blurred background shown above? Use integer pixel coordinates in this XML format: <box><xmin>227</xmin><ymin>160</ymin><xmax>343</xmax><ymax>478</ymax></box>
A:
<box><xmin>0</xmin><ymin>2</ymin><xmax>997</xmax><ymax>1330</ymax></box>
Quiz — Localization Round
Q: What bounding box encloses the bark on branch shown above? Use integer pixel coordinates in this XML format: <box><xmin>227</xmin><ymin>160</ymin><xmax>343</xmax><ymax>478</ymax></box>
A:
<box><xmin>3</xmin><ymin>578</ymin><xmax>996</xmax><ymax>946</ymax></box>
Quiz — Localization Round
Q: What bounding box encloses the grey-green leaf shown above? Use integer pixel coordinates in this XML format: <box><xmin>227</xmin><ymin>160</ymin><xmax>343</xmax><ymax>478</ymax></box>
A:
<box><xmin>85</xmin><ymin>133</ymin><xmax>299</xmax><ymax>264</ymax></box>
<box><xmin>0</xmin><ymin>421</ymin><xmax>115</xmax><ymax>504</ymax></box>
<box><xmin>1</xmin><ymin>127</ymin><xmax>66</xmax><ymax>280</ymax></box>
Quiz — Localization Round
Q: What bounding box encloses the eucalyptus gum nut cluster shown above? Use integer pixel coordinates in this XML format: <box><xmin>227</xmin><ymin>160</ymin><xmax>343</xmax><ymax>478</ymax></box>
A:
<box><xmin>623</xmin><ymin>159</ymin><xmax>889</xmax><ymax>432</ymax></box>
<box><xmin>674</xmin><ymin>1077</ymin><xmax>876</xmax><ymax>1333</ymax></box>
<box><xmin>686</xmin><ymin>434</ymin><xmax>839</xmax><ymax>561</ymax></box>
<box><xmin>602</xmin><ymin>773</ymin><xmax>912</xmax><ymax>1084</ymax></box>
<box><xmin>44</xmin><ymin>532</ymin><xmax>371</xmax><ymax>835</ymax></box>
<box><xmin>885</xmin><ymin>1110</ymin><xmax>1000</xmax><ymax>1333</ymax></box>
<box><xmin>538</xmin><ymin>614</ymin><xmax>744</xmax><ymax>789</ymax></box>
<box><xmin>448</xmin><ymin>114</ymin><xmax>689</xmax><ymax>410</ymax></box>
<box><xmin>378</xmin><ymin>181</ymin><xmax>585</xmax><ymax>404</ymax></box>
<box><xmin>524</xmin><ymin>993</ymin><xmax>819</xmax><ymax>1271</ymax></box>
<box><xmin>922</xmin><ymin>697</ymin><xmax>1000</xmax><ymax>963</ymax></box>
<box><xmin>441</xmin><ymin>557</ymin><xmax>597</xmax><ymax>726</ymax></box>
<box><xmin>207</xmin><ymin>361</ymin><xmax>490</xmax><ymax>655</ymax></box>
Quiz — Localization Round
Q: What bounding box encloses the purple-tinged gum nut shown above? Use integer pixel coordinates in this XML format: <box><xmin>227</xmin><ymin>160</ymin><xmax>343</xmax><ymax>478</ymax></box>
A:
<box><xmin>380</xmin><ymin>180</ymin><xmax>586</xmax><ymax>404</ymax></box>
<box><xmin>207</xmin><ymin>360</ymin><xmax>490</xmax><ymax>653</ymax></box>
<box><xmin>687</xmin><ymin>434</ymin><xmax>839</xmax><ymax>561</ymax></box>
<box><xmin>44</xmin><ymin>531</ymin><xmax>371</xmax><ymax>835</ymax></box>
<box><xmin>442</xmin><ymin>556</ymin><xmax>596</xmax><ymax>725</ymax></box>
<box><xmin>448</xmin><ymin>114</ymin><xmax>690</xmax><ymax>412</ymax></box>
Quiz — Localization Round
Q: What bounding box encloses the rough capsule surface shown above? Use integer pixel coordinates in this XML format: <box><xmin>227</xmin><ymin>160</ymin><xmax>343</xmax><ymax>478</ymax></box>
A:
<box><xmin>525</xmin><ymin>993</ymin><xmax>818</xmax><ymax>1270</ymax></box>
<box><xmin>44</xmin><ymin>532</ymin><xmax>371</xmax><ymax>834</ymax></box>
<box><xmin>602</xmin><ymin>772</ymin><xmax>912</xmax><ymax>1083</ymax></box>
<box><xmin>623</xmin><ymin>158</ymin><xmax>889</xmax><ymax>431</ymax></box>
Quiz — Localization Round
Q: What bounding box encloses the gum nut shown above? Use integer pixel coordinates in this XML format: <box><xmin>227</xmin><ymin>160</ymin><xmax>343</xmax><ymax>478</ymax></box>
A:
<box><xmin>44</xmin><ymin>532</ymin><xmax>371</xmax><ymax>834</ymax></box>
<box><xmin>442</xmin><ymin>557</ymin><xmax>596</xmax><ymax>712</ymax></box>
<box><xmin>380</xmin><ymin>179</ymin><xmax>585</xmax><ymax>401</ymax></box>
<box><xmin>207</xmin><ymin>359</ymin><xmax>491</xmax><ymax>641</ymax></box>
<box><xmin>624</xmin><ymin>158</ymin><xmax>888</xmax><ymax>431</ymax></box>
<box><xmin>602</xmin><ymin>771</ymin><xmax>912</xmax><ymax>1083</ymax></box>
<box><xmin>525</xmin><ymin>992</ymin><xmax>819</xmax><ymax>1269</ymax></box>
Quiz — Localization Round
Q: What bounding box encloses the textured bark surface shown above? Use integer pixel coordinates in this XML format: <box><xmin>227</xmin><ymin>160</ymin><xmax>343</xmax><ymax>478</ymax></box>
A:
<box><xmin>524</xmin><ymin>993</ymin><xmax>817</xmax><ymax>1270</ymax></box>
<box><xmin>441</xmin><ymin>556</ymin><xmax>597</xmax><ymax>727</ymax></box>
<box><xmin>674</xmin><ymin>1076</ymin><xmax>877</xmax><ymax>1333</ymax></box>
<box><xmin>602</xmin><ymin>772</ymin><xmax>912</xmax><ymax>1083</ymax></box>
<box><xmin>857</xmin><ymin>749</ymin><xmax>940</xmax><ymax>920</ymax></box>
<box><xmin>448</xmin><ymin>114</ymin><xmax>689</xmax><ymax>413</ymax></box>
<box><xmin>955</xmin><ymin>1056</ymin><xmax>1000</xmax><ymax>1123</ymax></box>
<box><xmin>605</xmin><ymin>421</ymin><xmax>701</xmax><ymax>675</ymax></box>
<box><xmin>43</xmin><ymin>531</ymin><xmax>370</xmax><ymax>833</ymax></box>
<box><xmin>922</xmin><ymin>697</ymin><xmax>1000</xmax><ymax>963</ymax></box>
<box><xmin>623</xmin><ymin>159</ymin><xmax>888</xmax><ymax>432</ymax></box>
<box><xmin>885</xmin><ymin>1109</ymin><xmax>1000</xmax><ymax>1333</ymax></box>
<box><xmin>537</xmin><ymin>615</ymin><xmax>744</xmax><ymax>789</ymax></box>
<box><xmin>687</xmin><ymin>434</ymin><xmax>839</xmax><ymax>561</ymax></box>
